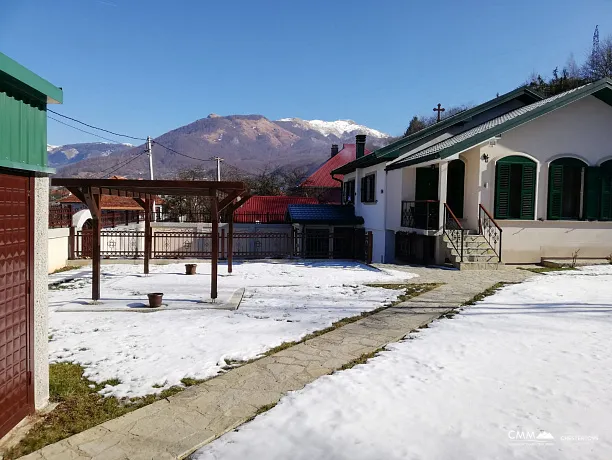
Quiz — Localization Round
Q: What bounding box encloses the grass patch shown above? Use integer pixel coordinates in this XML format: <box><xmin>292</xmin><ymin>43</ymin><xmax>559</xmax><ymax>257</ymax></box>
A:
<box><xmin>339</xmin><ymin>347</ymin><xmax>386</xmax><ymax>371</ymax></box>
<box><xmin>243</xmin><ymin>402</ymin><xmax>279</xmax><ymax>424</ymax></box>
<box><xmin>50</xmin><ymin>265</ymin><xmax>80</xmax><ymax>275</ymax></box>
<box><xmin>517</xmin><ymin>266</ymin><xmax>577</xmax><ymax>274</ymax></box>
<box><xmin>461</xmin><ymin>282</ymin><xmax>511</xmax><ymax>307</ymax></box>
<box><xmin>180</xmin><ymin>377</ymin><xmax>207</xmax><ymax>387</ymax></box>
<box><xmin>2</xmin><ymin>363</ymin><xmax>191</xmax><ymax>459</ymax></box>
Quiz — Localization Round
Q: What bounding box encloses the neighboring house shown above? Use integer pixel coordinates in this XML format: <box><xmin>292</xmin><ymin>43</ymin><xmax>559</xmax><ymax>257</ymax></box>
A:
<box><xmin>300</xmin><ymin>136</ymin><xmax>372</xmax><ymax>203</ymax></box>
<box><xmin>333</xmin><ymin>80</ymin><xmax>612</xmax><ymax>266</ymax></box>
<box><xmin>59</xmin><ymin>194</ymin><xmax>144</xmax><ymax>212</ymax></box>
<box><xmin>234</xmin><ymin>195</ymin><xmax>318</xmax><ymax>223</ymax></box>
<box><xmin>0</xmin><ymin>53</ymin><xmax>63</xmax><ymax>439</ymax></box>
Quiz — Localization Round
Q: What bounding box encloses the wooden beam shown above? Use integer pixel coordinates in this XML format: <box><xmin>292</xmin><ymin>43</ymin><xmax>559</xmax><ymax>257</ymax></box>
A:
<box><xmin>211</xmin><ymin>198</ymin><xmax>219</xmax><ymax>300</ymax></box>
<box><xmin>144</xmin><ymin>197</ymin><xmax>151</xmax><ymax>275</ymax></box>
<box><xmin>217</xmin><ymin>191</ymin><xmax>241</xmax><ymax>213</ymax></box>
<box><xmin>134</xmin><ymin>198</ymin><xmax>147</xmax><ymax>211</ymax></box>
<box><xmin>66</xmin><ymin>187</ymin><xmax>87</xmax><ymax>205</ymax></box>
<box><xmin>82</xmin><ymin>189</ymin><xmax>102</xmax><ymax>301</ymax></box>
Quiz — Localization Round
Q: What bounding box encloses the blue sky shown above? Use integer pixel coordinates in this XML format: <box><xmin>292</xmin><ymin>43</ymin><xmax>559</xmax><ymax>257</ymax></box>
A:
<box><xmin>2</xmin><ymin>0</ymin><xmax>612</xmax><ymax>145</ymax></box>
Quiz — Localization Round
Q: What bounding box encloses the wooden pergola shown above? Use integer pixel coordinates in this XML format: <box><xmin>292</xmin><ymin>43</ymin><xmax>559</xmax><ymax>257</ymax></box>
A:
<box><xmin>51</xmin><ymin>179</ymin><xmax>250</xmax><ymax>301</ymax></box>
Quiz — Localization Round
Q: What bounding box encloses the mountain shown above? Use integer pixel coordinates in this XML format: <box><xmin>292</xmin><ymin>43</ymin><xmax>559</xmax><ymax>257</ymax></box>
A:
<box><xmin>48</xmin><ymin>142</ymin><xmax>132</xmax><ymax>168</ymax></box>
<box><xmin>56</xmin><ymin>115</ymin><xmax>391</xmax><ymax>178</ymax></box>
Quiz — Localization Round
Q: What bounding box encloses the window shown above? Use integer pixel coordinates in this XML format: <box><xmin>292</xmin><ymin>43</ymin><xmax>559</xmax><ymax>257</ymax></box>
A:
<box><xmin>360</xmin><ymin>174</ymin><xmax>376</xmax><ymax>203</ymax></box>
<box><xmin>495</xmin><ymin>156</ymin><xmax>536</xmax><ymax>220</ymax></box>
<box><xmin>343</xmin><ymin>179</ymin><xmax>356</xmax><ymax>204</ymax></box>
<box><xmin>548</xmin><ymin>158</ymin><xmax>588</xmax><ymax>220</ymax></box>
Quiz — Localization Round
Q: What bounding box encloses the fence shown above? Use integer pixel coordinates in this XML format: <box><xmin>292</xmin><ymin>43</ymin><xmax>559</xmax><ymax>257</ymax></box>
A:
<box><xmin>72</xmin><ymin>228</ymin><xmax>371</xmax><ymax>262</ymax></box>
<box><xmin>49</xmin><ymin>206</ymin><xmax>73</xmax><ymax>228</ymax></box>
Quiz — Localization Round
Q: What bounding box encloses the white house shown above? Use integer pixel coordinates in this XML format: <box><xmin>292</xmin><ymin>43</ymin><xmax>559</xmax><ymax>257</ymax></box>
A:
<box><xmin>333</xmin><ymin>79</ymin><xmax>612</xmax><ymax>267</ymax></box>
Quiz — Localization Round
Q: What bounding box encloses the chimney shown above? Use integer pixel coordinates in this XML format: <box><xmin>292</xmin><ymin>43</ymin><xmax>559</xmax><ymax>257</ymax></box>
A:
<box><xmin>355</xmin><ymin>134</ymin><xmax>366</xmax><ymax>159</ymax></box>
<box><xmin>330</xmin><ymin>144</ymin><xmax>339</xmax><ymax>158</ymax></box>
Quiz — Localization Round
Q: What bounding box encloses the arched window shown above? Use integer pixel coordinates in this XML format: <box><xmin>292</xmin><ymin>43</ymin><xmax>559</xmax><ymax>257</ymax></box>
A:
<box><xmin>495</xmin><ymin>156</ymin><xmax>536</xmax><ymax>220</ymax></box>
<box><xmin>601</xmin><ymin>160</ymin><xmax>612</xmax><ymax>220</ymax></box>
<box><xmin>548</xmin><ymin>158</ymin><xmax>588</xmax><ymax>220</ymax></box>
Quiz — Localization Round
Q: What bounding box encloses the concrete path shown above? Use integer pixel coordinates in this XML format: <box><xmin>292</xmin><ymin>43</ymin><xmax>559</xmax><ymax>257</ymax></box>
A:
<box><xmin>24</xmin><ymin>266</ymin><xmax>531</xmax><ymax>460</ymax></box>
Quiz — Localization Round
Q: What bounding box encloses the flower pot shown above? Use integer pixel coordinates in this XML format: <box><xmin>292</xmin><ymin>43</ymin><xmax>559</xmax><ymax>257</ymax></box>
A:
<box><xmin>185</xmin><ymin>264</ymin><xmax>197</xmax><ymax>275</ymax></box>
<box><xmin>147</xmin><ymin>293</ymin><xmax>163</xmax><ymax>308</ymax></box>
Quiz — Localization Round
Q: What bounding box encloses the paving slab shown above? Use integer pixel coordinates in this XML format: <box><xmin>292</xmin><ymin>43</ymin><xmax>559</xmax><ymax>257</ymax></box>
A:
<box><xmin>22</xmin><ymin>266</ymin><xmax>531</xmax><ymax>460</ymax></box>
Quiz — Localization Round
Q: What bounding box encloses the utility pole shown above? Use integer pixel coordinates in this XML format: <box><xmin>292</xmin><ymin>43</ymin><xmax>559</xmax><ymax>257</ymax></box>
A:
<box><xmin>211</xmin><ymin>156</ymin><xmax>224</xmax><ymax>181</ymax></box>
<box><xmin>146</xmin><ymin>136</ymin><xmax>156</xmax><ymax>221</ymax></box>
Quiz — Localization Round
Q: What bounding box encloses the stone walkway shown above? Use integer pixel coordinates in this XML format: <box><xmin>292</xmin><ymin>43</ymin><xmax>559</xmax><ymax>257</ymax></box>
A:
<box><xmin>24</xmin><ymin>266</ymin><xmax>531</xmax><ymax>460</ymax></box>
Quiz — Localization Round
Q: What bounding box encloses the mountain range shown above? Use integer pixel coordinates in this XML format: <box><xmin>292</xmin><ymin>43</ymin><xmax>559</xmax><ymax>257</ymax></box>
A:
<box><xmin>54</xmin><ymin>115</ymin><xmax>393</xmax><ymax>178</ymax></box>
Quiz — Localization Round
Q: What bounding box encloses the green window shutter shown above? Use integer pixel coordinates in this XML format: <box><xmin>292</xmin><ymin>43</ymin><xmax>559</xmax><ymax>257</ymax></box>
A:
<box><xmin>548</xmin><ymin>164</ymin><xmax>564</xmax><ymax>220</ymax></box>
<box><xmin>520</xmin><ymin>163</ymin><xmax>536</xmax><ymax>219</ymax></box>
<box><xmin>602</xmin><ymin>172</ymin><xmax>612</xmax><ymax>220</ymax></box>
<box><xmin>495</xmin><ymin>163</ymin><xmax>511</xmax><ymax>219</ymax></box>
<box><xmin>584</xmin><ymin>167</ymin><xmax>601</xmax><ymax>220</ymax></box>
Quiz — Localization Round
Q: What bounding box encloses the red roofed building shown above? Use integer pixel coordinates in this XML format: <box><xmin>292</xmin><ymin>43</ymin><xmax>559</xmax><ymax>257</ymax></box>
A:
<box><xmin>59</xmin><ymin>194</ymin><xmax>143</xmax><ymax>211</ymax></box>
<box><xmin>300</xmin><ymin>135</ymin><xmax>372</xmax><ymax>203</ymax></box>
<box><xmin>235</xmin><ymin>195</ymin><xmax>318</xmax><ymax>223</ymax></box>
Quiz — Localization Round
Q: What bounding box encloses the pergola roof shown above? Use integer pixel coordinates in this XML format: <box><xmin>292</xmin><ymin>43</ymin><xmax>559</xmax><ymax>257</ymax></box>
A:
<box><xmin>52</xmin><ymin>178</ymin><xmax>247</xmax><ymax>199</ymax></box>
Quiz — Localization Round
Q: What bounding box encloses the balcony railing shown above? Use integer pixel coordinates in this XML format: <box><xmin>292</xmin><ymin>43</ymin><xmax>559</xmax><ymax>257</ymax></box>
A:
<box><xmin>400</xmin><ymin>200</ymin><xmax>439</xmax><ymax>230</ymax></box>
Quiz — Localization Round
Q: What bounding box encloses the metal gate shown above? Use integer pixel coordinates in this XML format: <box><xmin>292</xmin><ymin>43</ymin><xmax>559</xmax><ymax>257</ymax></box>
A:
<box><xmin>0</xmin><ymin>172</ymin><xmax>33</xmax><ymax>438</ymax></box>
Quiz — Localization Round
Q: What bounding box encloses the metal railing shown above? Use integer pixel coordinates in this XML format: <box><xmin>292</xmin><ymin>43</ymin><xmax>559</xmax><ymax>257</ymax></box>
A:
<box><xmin>478</xmin><ymin>204</ymin><xmax>503</xmax><ymax>263</ymax></box>
<box><xmin>443</xmin><ymin>203</ymin><xmax>465</xmax><ymax>263</ymax></box>
<box><xmin>71</xmin><ymin>229</ymin><xmax>371</xmax><ymax>262</ymax></box>
<box><xmin>401</xmin><ymin>200</ymin><xmax>439</xmax><ymax>230</ymax></box>
<box><xmin>75</xmin><ymin>230</ymin><xmax>145</xmax><ymax>259</ymax></box>
<box><xmin>49</xmin><ymin>208</ymin><xmax>144</xmax><ymax>229</ymax></box>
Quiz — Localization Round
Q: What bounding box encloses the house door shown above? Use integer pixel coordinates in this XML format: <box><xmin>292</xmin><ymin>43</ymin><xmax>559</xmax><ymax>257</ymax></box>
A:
<box><xmin>415</xmin><ymin>167</ymin><xmax>439</xmax><ymax>229</ymax></box>
<box><xmin>0</xmin><ymin>172</ymin><xmax>34</xmax><ymax>439</ymax></box>
<box><xmin>446</xmin><ymin>159</ymin><xmax>465</xmax><ymax>218</ymax></box>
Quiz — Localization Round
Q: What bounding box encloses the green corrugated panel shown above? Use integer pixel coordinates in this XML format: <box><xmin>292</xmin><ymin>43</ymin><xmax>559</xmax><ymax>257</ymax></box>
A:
<box><xmin>0</xmin><ymin>91</ymin><xmax>48</xmax><ymax>172</ymax></box>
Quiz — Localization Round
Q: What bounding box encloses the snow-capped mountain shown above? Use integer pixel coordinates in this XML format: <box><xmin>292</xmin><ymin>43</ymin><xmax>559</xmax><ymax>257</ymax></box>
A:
<box><xmin>277</xmin><ymin>118</ymin><xmax>389</xmax><ymax>140</ymax></box>
<box><xmin>56</xmin><ymin>114</ymin><xmax>393</xmax><ymax>178</ymax></box>
<box><xmin>47</xmin><ymin>142</ymin><xmax>132</xmax><ymax>168</ymax></box>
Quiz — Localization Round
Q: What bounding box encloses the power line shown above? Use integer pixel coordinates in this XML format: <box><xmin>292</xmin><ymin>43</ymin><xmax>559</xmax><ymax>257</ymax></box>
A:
<box><xmin>152</xmin><ymin>140</ymin><xmax>214</xmax><ymax>163</ymax></box>
<box><xmin>48</xmin><ymin>116</ymin><xmax>132</xmax><ymax>145</ymax></box>
<box><xmin>100</xmin><ymin>151</ymin><xmax>147</xmax><ymax>178</ymax></box>
<box><xmin>47</xmin><ymin>109</ymin><xmax>147</xmax><ymax>141</ymax></box>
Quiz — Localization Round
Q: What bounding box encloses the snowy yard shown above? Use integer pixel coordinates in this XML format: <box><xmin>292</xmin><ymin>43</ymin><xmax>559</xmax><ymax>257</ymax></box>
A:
<box><xmin>48</xmin><ymin>261</ymin><xmax>414</xmax><ymax>398</ymax></box>
<box><xmin>194</xmin><ymin>265</ymin><xmax>612</xmax><ymax>460</ymax></box>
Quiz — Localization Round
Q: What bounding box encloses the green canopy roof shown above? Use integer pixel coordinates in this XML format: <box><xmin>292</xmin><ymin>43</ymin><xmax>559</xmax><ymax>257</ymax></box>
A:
<box><xmin>0</xmin><ymin>52</ymin><xmax>63</xmax><ymax>105</ymax></box>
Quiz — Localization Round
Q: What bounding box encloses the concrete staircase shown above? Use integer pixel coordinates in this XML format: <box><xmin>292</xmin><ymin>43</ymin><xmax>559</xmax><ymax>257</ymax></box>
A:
<box><xmin>443</xmin><ymin>232</ymin><xmax>502</xmax><ymax>270</ymax></box>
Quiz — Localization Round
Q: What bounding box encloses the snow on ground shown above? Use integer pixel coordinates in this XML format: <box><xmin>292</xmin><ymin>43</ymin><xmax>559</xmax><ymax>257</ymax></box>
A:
<box><xmin>194</xmin><ymin>265</ymin><xmax>612</xmax><ymax>460</ymax></box>
<box><xmin>49</xmin><ymin>261</ymin><xmax>414</xmax><ymax>398</ymax></box>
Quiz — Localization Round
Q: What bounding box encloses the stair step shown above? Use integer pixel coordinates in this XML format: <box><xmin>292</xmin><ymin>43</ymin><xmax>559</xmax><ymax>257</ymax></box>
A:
<box><xmin>457</xmin><ymin>262</ymin><xmax>503</xmax><ymax>270</ymax></box>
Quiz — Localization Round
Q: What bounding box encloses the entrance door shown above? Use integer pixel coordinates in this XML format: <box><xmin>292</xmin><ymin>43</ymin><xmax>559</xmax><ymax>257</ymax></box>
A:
<box><xmin>0</xmin><ymin>172</ymin><xmax>33</xmax><ymax>439</ymax></box>
<box><xmin>415</xmin><ymin>167</ymin><xmax>439</xmax><ymax>229</ymax></box>
<box><xmin>446</xmin><ymin>159</ymin><xmax>465</xmax><ymax>218</ymax></box>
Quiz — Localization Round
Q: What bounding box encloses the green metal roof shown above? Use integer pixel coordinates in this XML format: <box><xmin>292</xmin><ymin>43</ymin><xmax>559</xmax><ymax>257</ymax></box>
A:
<box><xmin>331</xmin><ymin>86</ymin><xmax>543</xmax><ymax>175</ymax></box>
<box><xmin>0</xmin><ymin>52</ymin><xmax>63</xmax><ymax>104</ymax></box>
<box><xmin>387</xmin><ymin>79</ymin><xmax>612</xmax><ymax>170</ymax></box>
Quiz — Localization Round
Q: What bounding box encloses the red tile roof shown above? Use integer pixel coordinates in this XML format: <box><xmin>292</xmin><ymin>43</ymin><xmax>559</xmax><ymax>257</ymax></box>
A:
<box><xmin>235</xmin><ymin>196</ymin><xmax>318</xmax><ymax>223</ymax></box>
<box><xmin>59</xmin><ymin>194</ymin><xmax>143</xmax><ymax>211</ymax></box>
<box><xmin>301</xmin><ymin>144</ymin><xmax>372</xmax><ymax>189</ymax></box>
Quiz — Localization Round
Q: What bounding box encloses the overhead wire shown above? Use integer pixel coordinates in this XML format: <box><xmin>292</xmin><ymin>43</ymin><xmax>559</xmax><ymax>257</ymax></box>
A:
<box><xmin>48</xmin><ymin>116</ymin><xmax>134</xmax><ymax>145</ymax></box>
<box><xmin>47</xmin><ymin>109</ymin><xmax>147</xmax><ymax>141</ymax></box>
<box><xmin>101</xmin><ymin>151</ymin><xmax>147</xmax><ymax>178</ymax></box>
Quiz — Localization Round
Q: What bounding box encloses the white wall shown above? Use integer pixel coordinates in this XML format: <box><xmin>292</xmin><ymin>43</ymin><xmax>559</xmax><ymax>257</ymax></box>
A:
<box><xmin>353</xmin><ymin>163</ymin><xmax>388</xmax><ymax>263</ymax></box>
<box><xmin>48</xmin><ymin>227</ymin><xmax>70</xmax><ymax>273</ymax></box>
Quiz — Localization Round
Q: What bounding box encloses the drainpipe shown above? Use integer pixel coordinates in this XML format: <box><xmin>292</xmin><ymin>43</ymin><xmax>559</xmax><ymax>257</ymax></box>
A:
<box><xmin>332</xmin><ymin>174</ymin><xmax>344</xmax><ymax>204</ymax></box>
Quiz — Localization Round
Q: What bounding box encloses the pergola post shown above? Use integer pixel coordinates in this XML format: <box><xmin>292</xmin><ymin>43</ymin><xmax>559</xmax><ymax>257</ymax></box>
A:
<box><xmin>82</xmin><ymin>189</ymin><xmax>102</xmax><ymax>301</ymax></box>
<box><xmin>211</xmin><ymin>198</ymin><xmax>219</xmax><ymax>300</ymax></box>
<box><xmin>144</xmin><ymin>197</ymin><xmax>151</xmax><ymax>275</ymax></box>
<box><xmin>228</xmin><ymin>216</ymin><xmax>233</xmax><ymax>274</ymax></box>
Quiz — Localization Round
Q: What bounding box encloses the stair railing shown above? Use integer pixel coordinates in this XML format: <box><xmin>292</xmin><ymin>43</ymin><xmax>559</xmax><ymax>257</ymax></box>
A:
<box><xmin>478</xmin><ymin>204</ymin><xmax>502</xmax><ymax>263</ymax></box>
<box><xmin>443</xmin><ymin>203</ymin><xmax>465</xmax><ymax>263</ymax></box>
